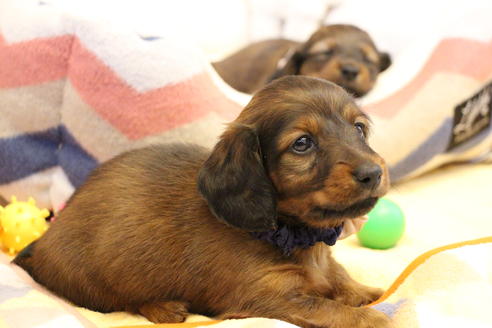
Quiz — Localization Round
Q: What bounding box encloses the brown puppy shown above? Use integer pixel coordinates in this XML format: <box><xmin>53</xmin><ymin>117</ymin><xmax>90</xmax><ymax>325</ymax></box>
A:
<box><xmin>14</xmin><ymin>76</ymin><xmax>392</xmax><ymax>328</ymax></box>
<box><xmin>213</xmin><ymin>24</ymin><xmax>391</xmax><ymax>97</ymax></box>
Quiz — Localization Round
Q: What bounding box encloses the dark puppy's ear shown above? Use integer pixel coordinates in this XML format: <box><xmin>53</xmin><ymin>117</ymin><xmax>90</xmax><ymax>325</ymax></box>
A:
<box><xmin>379</xmin><ymin>52</ymin><xmax>391</xmax><ymax>72</ymax></box>
<box><xmin>198</xmin><ymin>124</ymin><xmax>277</xmax><ymax>232</ymax></box>
<box><xmin>267</xmin><ymin>48</ymin><xmax>305</xmax><ymax>83</ymax></box>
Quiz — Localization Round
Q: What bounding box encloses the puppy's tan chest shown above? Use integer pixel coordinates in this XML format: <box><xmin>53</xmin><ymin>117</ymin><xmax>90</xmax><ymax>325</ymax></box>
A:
<box><xmin>297</xmin><ymin>244</ymin><xmax>336</xmax><ymax>294</ymax></box>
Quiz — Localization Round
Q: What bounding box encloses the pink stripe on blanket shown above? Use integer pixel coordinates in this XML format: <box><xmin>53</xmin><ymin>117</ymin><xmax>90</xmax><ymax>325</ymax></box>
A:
<box><xmin>0</xmin><ymin>34</ymin><xmax>73</xmax><ymax>88</ymax></box>
<box><xmin>68</xmin><ymin>39</ymin><xmax>241</xmax><ymax>140</ymax></box>
<box><xmin>365</xmin><ymin>38</ymin><xmax>492</xmax><ymax>118</ymax></box>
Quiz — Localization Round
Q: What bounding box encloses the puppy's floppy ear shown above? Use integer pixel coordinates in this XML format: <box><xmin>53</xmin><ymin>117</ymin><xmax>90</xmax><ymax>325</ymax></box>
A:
<box><xmin>267</xmin><ymin>48</ymin><xmax>305</xmax><ymax>83</ymax></box>
<box><xmin>379</xmin><ymin>52</ymin><xmax>391</xmax><ymax>72</ymax></box>
<box><xmin>198</xmin><ymin>124</ymin><xmax>277</xmax><ymax>232</ymax></box>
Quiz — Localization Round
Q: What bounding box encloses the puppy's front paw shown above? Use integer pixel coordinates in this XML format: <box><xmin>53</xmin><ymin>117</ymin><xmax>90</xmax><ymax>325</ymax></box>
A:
<box><xmin>138</xmin><ymin>301</ymin><xmax>189</xmax><ymax>323</ymax></box>
<box><xmin>352</xmin><ymin>307</ymin><xmax>394</xmax><ymax>328</ymax></box>
<box><xmin>335</xmin><ymin>285</ymin><xmax>384</xmax><ymax>307</ymax></box>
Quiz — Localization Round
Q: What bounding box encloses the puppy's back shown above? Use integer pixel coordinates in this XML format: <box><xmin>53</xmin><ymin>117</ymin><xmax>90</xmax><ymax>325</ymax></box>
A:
<box><xmin>213</xmin><ymin>39</ymin><xmax>298</xmax><ymax>94</ymax></box>
<box><xmin>14</xmin><ymin>144</ymin><xmax>211</xmax><ymax>312</ymax></box>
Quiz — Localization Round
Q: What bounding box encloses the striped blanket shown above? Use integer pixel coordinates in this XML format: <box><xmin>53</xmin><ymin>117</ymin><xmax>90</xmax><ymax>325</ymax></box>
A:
<box><xmin>366</xmin><ymin>37</ymin><xmax>492</xmax><ymax>182</ymax></box>
<box><xmin>3</xmin><ymin>237</ymin><xmax>492</xmax><ymax>328</ymax></box>
<box><xmin>1</xmin><ymin>0</ymin><xmax>492</xmax><ymax>210</ymax></box>
<box><xmin>0</xmin><ymin>0</ymin><xmax>244</xmax><ymax>210</ymax></box>
<box><xmin>0</xmin><ymin>252</ymin><xmax>96</xmax><ymax>328</ymax></box>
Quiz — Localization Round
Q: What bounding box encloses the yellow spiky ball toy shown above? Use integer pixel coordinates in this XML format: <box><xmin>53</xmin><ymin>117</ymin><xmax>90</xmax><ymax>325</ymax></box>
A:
<box><xmin>0</xmin><ymin>196</ymin><xmax>50</xmax><ymax>255</ymax></box>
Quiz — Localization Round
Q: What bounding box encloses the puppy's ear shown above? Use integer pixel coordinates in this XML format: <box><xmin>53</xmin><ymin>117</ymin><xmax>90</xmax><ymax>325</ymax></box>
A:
<box><xmin>379</xmin><ymin>52</ymin><xmax>391</xmax><ymax>72</ymax></box>
<box><xmin>267</xmin><ymin>49</ymin><xmax>305</xmax><ymax>83</ymax></box>
<box><xmin>198</xmin><ymin>124</ymin><xmax>277</xmax><ymax>232</ymax></box>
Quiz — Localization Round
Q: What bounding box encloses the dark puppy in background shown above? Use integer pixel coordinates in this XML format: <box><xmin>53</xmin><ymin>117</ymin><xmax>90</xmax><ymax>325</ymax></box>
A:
<box><xmin>213</xmin><ymin>24</ymin><xmax>391</xmax><ymax>96</ymax></box>
<box><xmin>14</xmin><ymin>76</ymin><xmax>392</xmax><ymax>328</ymax></box>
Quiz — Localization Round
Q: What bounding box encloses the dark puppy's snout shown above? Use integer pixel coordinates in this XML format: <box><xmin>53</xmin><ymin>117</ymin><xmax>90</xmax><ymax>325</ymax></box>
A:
<box><xmin>353</xmin><ymin>163</ymin><xmax>382</xmax><ymax>190</ymax></box>
<box><xmin>340</xmin><ymin>64</ymin><xmax>360</xmax><ymax>81</ymax></box>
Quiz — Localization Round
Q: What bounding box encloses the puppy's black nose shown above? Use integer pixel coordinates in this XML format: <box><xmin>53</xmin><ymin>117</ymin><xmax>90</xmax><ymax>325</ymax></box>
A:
<box><xmin>353</xmin><ymin>164</ymin><xmax>382</xmax><ymax>189</ymax></box>
<box><xmin>341</xmin><ymin>65</ymin><xmax>360</xmax><ymax>81</ymax></box>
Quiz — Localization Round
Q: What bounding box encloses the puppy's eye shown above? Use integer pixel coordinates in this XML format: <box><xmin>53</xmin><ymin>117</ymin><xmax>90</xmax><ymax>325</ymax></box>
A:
<box><xmin>321</xmin><ymin>49</ymin><xmax>334</xmax><ymax>57</ymax></box>
<box><xmin>309</xmin><ymin>49</ymin><xmax>334</xmax><ymax>60</ymax></box>
<box><xmin>292</xmin><ymin>135</ymin><xmax>314</xmax><ymax>153</ymax></box>
<box><xmin>354</xmin><ymin>122</ymin><xmax>366</xmax><ymax>139</ymax></box>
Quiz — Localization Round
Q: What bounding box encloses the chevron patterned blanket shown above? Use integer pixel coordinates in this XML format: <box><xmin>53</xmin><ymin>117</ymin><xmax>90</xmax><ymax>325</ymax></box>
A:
<box><xmin>0</xmin><ymin>0</ymin><xmax>244</xmax><ymax>210</ymax></box>
<box><xmin>1</xmin><ymin>0</ymin><xmax>492</xmax><ymax>210</ymax></box>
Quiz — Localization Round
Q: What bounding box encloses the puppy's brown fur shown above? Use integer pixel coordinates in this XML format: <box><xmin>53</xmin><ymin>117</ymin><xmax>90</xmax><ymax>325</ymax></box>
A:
<box><xmin>14</xmin><ymin>76</ymin><xmax>392</xmax><ymax>328</ymax></box>
<box><xmin>213</xmin><ymin>24</ymin><xmax>391</xmax><ymax>97</ymax></box>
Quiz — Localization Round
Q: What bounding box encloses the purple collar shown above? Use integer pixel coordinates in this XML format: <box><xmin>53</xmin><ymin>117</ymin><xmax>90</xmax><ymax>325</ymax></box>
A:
<box><xmin>251</xmin><ymin>221</ymin><xmax>343</xmax><ymax>256</ymax></box>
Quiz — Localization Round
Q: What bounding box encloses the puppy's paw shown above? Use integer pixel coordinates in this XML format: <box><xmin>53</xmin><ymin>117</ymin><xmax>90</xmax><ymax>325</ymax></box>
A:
<box><xmin>138</xmin><ymin>301</ymin><xmax>189</xmax><ymax>323</ymax></box>
<box><xmin>328</xmin><ymin>306</ymin><xmax>393</xmax><ymax>328</ymax></box>
<box><xmin>218</xmin><ymin>312</ymin><xmax>254</xmax><ymax>320</ymax></box>
<box><xmin>335</xmin><ymin>285</ymin><xmax>384</xmax><ymax>307</ymax></box>
<box><xmin>354</xmin><ymin>307</ymin><xmax>394</xmax><ymax>328</ymax></box>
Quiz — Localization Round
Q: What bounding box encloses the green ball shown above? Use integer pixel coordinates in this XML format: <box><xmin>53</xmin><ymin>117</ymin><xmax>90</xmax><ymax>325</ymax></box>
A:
<box><xmin>357</xmin><ymin>198</ymin><xmax>405</xmax><ymax>249</ymax></box>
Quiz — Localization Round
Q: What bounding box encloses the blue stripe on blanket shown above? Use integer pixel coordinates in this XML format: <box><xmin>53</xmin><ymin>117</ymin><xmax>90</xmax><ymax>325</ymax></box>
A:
<box><xmin>58</xmin><ymin>126</ymin><xmax>98</xmax><ymax>188</ymax></box>
<box><xmin>390</xmin><ymin>118</ymin><xmax>492</xmax><ymax>181</ymax></box>
<box><xmin>372</xmin><ymin>299</ymin><xmax>407</xmax><ymax>318</ymax></box>
<box><xmin>389</xmin><ymin>119</ymin><xmax>453</xmax><ymax>181</ymax></box>
<box><xmin>0</xmin><ymin>128</ymin><xmax>59</xmax><ymax>184</ymax></box>
<box><xmin>0</xmin><ymin>127</ymin><xmax>98</xmax><ymax>188</ymax></box>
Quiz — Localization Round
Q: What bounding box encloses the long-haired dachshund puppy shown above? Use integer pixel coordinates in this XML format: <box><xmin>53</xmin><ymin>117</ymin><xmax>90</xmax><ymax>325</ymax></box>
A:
<box><xmin>213</xmin><ymin>24</ymin><xmax>391</xmax><ymax>97</ymax></box>
<box><xmin>14</xmin><ymin>76</ymin><xmax>392</xmax><ymax>328</ymax></box>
